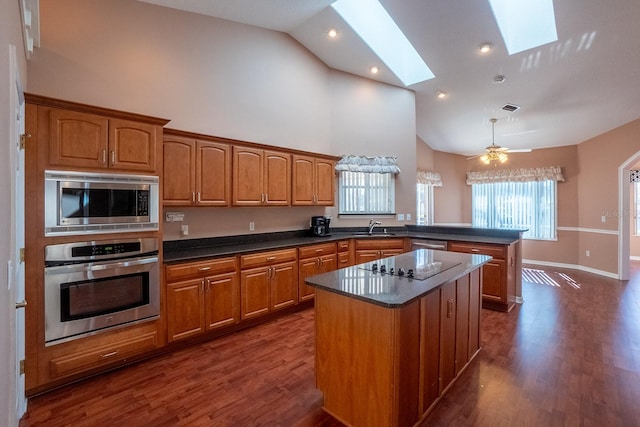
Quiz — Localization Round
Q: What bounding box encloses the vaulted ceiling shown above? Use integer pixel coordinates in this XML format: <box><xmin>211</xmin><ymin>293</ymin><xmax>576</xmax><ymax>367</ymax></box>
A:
<box><xmin>138</xmin><ymin>0</ymin><xmax>640</xmax><ymax>156</ymax></box>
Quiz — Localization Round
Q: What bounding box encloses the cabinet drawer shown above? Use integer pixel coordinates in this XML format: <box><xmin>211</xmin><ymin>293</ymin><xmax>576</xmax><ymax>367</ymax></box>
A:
<box><xmin>298</xmin><ymin>243</ymin><xmax>337</xmax><ymax>259</ymax></box>
<box><xmin>448</xmin><ymin>241</ymin><xmax>505</xmax><ymax>259</ymax></box>
<box><xmin>354</xmin><ymin>238</ymin><xmax>405</xmax><ymax>250</ymax></box>
<box><xmin>337</xmin><ymin>252</ymin><xmax>350</xmax><ymax>267</ymax></box>
<box><xmin>337</xmin><ymin>240</ymin><xmax>350</xmax><ymax>252</ymax></box>
<box><xmin>240</xmin><ymin>248</ymin><xmax>297</xmax><ymax>269</ymax></box>
<box><xmin>49</xmin><ymin>332</ymin><xmax>157</xmax><ymax>378</ymax></box>
<box><xmin>166</xmin><ymin>256</ymin><xmax>238</xmax><ymax>282</ymax></box>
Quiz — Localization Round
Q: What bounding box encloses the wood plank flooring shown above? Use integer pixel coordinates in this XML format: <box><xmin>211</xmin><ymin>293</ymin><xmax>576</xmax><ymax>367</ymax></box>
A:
<box><xmin>20</xmin><ymin>264</ymin><xmax>640</xmax><ymax>426</ymax></box>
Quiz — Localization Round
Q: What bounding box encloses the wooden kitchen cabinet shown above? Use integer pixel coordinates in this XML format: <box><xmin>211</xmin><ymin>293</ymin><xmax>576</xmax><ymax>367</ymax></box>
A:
<box><xmin>298</xmin><ymin>243</ymin><xmax>337</xmax><ymax>302</ymax></box>
<box><xmin>232</xmin><ymin>146</ymin><xmax>290</xmax><ymax>206</ymax></box>
<box><xmin>163</xmin><ymin>133</ymin><xmax>231</xmax><ymax>206</ymax></box>
<box><xmin>240</xmin><ymin>249</ymin><xmax>298</xmax><ymax>319</ymax></box>
<box><xmin>337</xmin><ymin>239</ymin><xmax>352</xmax><ymax>268</ymax></box>
<box><xmin>354</xmin><ymin>238</ymin><xmax>405</xmax><ymax>264</ymax></box>
<box><xmin>291</xmin><ymin>154</ymin><xmax>336</xmax><ymax>206</ymax></box>
<box><xmin>48</xmin><ymin>108</ymin><xmax>161</xmax><ymax>172</ymax></box>
<box><xmin>448</xmin><ymin>241</ymin><xmax>516</xmax><ymax>312</ymax></box>
<box><xmin>165</xmin><ymin>257</ymin><xmax>239</xmax><ymax>342</ymax></box>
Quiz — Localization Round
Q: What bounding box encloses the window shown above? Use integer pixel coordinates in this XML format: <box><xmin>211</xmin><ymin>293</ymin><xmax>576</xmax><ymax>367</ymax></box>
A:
<box><xmin>339</xmin><ymin>171</ymin><xmax>395</xmax><ymax>214</ymax></box>
<box><xmin>471</xmin><ymin>180</ymin><xmax>557</xmax><ymax>240</ymax></box>
<box><xmin>416</xmin><ymin>183</ymin><xmax>433</xmax><ymax>225</ymax></box>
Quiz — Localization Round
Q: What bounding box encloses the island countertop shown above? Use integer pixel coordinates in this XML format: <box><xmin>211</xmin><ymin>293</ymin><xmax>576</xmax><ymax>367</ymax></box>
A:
<box><xmin>304</xmin><ymin>249</ymin><xmax>491</xmax><ymax>308</ymax></box>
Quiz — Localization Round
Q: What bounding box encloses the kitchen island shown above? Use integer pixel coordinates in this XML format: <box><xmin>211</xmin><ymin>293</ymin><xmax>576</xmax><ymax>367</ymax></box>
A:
<box><xmin>305</xmin><ymin>249</ymin><xmax>491</xmax><ymax>427</ymax></box>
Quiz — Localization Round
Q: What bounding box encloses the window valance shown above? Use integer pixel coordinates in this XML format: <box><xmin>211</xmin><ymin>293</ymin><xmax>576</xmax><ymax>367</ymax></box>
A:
<box><xmin>335</xmin><ymin>155</ymin><xmax>401</xmax><ymax>174</ymax></box>
<box><xmin>466</xmin><ymin>166</ymin><xmax>564</xmax><ymax>185</ymax></box>
<box><xmin>417</xmin><ymin>170</ymin><xmax>442</xmax><ymax>186</ymax></box>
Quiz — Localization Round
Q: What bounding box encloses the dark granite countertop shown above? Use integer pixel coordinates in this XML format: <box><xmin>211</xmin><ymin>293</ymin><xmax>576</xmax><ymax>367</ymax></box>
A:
<box><xmin>163</xmin><ymin>225</ymin><xmax>523</xmax><ymax>264</ymax></box>
<box><xmin>304</xmin><ymin>249</ymin><xmax>491</xmax><ymax>308</ymax></box>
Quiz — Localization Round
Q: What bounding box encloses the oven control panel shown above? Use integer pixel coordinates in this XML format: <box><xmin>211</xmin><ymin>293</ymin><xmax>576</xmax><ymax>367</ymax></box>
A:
<box><xmin>72</xmin><ymin>242</ymin><xmax>141</xmax><ymax>258</ymax></box>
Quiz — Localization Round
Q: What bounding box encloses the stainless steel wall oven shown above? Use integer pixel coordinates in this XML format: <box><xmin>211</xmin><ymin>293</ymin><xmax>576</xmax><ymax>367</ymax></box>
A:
<box><xmin>44</xmin><ymin>238</ymin><xmax>160</xmax><ymax>346</ymax></box>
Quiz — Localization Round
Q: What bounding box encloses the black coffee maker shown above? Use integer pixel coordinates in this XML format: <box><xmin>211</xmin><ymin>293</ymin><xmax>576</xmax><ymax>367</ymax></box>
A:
<box><xmin>311</xmin><ymin>216</ymin><xmax>331</xmax><ymax>236</ymax></box>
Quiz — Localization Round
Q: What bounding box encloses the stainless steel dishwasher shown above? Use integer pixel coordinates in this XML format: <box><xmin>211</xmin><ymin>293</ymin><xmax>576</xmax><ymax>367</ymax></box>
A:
<box><xmin>410</xmin><ymin>239</ymin><xmax>448</xmax><ymax>251</ymax></box>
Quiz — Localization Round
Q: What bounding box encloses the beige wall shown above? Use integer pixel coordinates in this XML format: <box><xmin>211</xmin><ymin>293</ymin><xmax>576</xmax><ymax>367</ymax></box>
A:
<box><xmin>1</xmin><ymin>0</ymin><xmax>28</xmax><ymax>424</ymax></box>
<box><xmin>30</xmin><ymin>0</ymin><xmax>418</xmax><ymax>240</ymax></box>
<box><xmin>417</xmin><ymin>118</ymin><xmax>640</xmax><ymax>276</ymax></box>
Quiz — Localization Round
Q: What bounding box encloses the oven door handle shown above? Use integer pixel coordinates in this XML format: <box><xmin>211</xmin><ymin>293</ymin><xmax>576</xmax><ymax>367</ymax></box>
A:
<box><xmin>45</xmin><ymin>256</ymin><xmax>159</xmax><ymax>275</ymax></box>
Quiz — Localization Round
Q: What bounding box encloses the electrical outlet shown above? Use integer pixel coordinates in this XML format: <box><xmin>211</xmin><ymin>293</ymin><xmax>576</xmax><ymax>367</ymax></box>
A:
<box><xmin>397</xmin><ymin>213</ymin><xmax>405</xmax><ymax>221</ymax></box>
<box><xmin>249</xmin><ymin>221</ymin><xmax>255</xmax><ymax>231</ymax></box>
<box><xmin>181</xmin><ymin>225</ymin><xmax>189</xmax><ymax>236</ymax></box>
<box><xmin>586</xmin><ymin>250</ymin><xmax>590</xmax><ymax>257</ymax></box>
<box><xmin>406</xmin><ymin>213</ymin><xmax>412</xmax><ymax>221</ymax></box>
<box><xmin>601</xmin><ymin>215</ymin><xmax>606</xmax><ymax>223</ymax></box>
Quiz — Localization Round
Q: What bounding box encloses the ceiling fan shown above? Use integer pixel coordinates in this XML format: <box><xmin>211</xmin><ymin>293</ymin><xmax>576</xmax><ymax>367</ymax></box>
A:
<box><xmin>467</xmin><ymin>118</ymin><xmax>532</xmax><ymax>164</ymax></box>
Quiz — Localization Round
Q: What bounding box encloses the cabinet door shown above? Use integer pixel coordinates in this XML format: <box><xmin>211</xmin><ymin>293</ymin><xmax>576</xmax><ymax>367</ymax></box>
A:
<box><xmin>292</xmin><ymin>155</ymin><xmax>315</xmax><ymax>205</ymax></box>
<box><xmin>205</xmin><ymin>272</ymin><xmax>239</xmax><ymax>330</ymax></box>
<box><xmin>455</xmin><ymin>274</ymin><xmax>470</xmax><ymax>375</ymax></box>
<box><xmin>315</xmin><ymin>158</ymin><xmax>335</xmax><ymax>206</ymax></box>
<box><xmin>264</xmin><ymin>150</ymin><xmax>290</xmax><ymax>206</ymax></box>
<box><xmin>298</xmin><ymin>258</ymin><xmax>319</xmax><ymax>302</ymax></box>
<box><xmin>439</xmin><ymin>281</ymin><xmax>456</xmax><ymax>393</ymax></box>
<box><xmin>197</xmin><ymin>141</ymin><xmax>231</xmax><ymax>206</ymax></box>
<box><xmin>420</xmin><ymin>290</ymin><xmax>441</xmax><ymax>414</ymax></box>
<box><xmin>166</xmin><ymin>278</ymin><xmax>205</xmax><ymax>342</ymax></box>
<box><xmin>49</xmin><ymin>109</ymin><xmax>109</xmax><ymax>169</ymax></box>
<box><xmin>232</xmin><ymin>146</ymin><xmax>263</xmax><ymax>206</ymax></box>
<box><xmin>109</xmin><ymin>118</ymin><xmax>158</xmax><ymax>172</ymax></box>
<box><xmin>240</xmin><ymin>268</ymin><xmax>270</xmax><ymax>319</ymax></box>
<box><xmin>271</xmin><ymin>261</ymin><xmax>298</xmax><ymax>310</ymax></box>
<box><xmin>482</xmin><ymin>259</ymin><xmax>505</xmax><ymax>302</ymax></box>
<box><xmin>355</xmin><ymin>250</ymin><xmax>381</xmax><ymax>264</ymax></box>
<box><xmin>379</xmin><ymin>249</ymin><xmax>404</xmax><ymax>259</ymax></box>
<box><xmin>163</xmin><ymin>137</ymin><xmax>196</xmax><ymax>206</ymax></box>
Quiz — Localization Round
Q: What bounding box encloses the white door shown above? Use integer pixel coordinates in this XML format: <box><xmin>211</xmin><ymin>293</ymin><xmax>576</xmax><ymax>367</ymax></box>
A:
<box><xmin>10</xmin><ymin>43</ymin><xmax>27</xmax><ymax>420</ymax></box>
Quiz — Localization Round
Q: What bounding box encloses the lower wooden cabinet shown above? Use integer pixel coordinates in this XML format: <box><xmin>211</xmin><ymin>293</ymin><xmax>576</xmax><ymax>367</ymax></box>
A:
<box><xmin>165</xmin><ymin>257</ymin><xmax>239</xmax><ymax>342</ymax></box>
<box><xmin>354</xmin><ymin>238</ymin><xmax>405</xmax><ymax>264</ymax></box>
<box><xmin>448</xmin><ymin>241</ymin><xmax>516</xmax><ymax>311</ymax></box>
<box><xmin>298</xmin><ymin>243</ymin><xmax>337</xmax><ymax>302</ymax></box>
<box><xmin>240</xmin><ymin>249</ymin><xmax>298</xmax><ymax>320</ymax></box>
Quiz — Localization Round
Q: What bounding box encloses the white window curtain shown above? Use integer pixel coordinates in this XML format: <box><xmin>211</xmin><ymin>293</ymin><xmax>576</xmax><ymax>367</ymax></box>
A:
<box><xmin>467</xmin><ymin>166</ymin><xmax>564</xmax><ymax>240</ymax></box>
<box><xmin>417</xmin><ymin>170</ymin><xmax>442</xmax><ymax>225</ymax></box>
<box><xmin>336</xmin><ymin>155</ymin><xmax>399</xmax><ymax>215</ymax></box>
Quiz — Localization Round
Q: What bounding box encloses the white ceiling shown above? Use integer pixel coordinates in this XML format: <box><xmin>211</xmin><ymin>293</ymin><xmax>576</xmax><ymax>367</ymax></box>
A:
<box><xmin>138</xmin><ymin>0</ymin><xmax>640</xmax><ymax>155</ymax></box>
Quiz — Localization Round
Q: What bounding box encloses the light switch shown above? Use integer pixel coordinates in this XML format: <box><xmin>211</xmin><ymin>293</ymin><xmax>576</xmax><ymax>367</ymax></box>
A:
<box><xmin>397</xmin><ymin>213</ymin><xmax>405</xmax><ymax>221</ymax></box>
<box><xmin>181</xmin><ymin>225</ymin><xmax>189</xmax><ymax>236</ymax></box>
<box><xmin>406</xmin><ymin>213</ymin><xmax>412</xmax><ymax>221</ymax></box>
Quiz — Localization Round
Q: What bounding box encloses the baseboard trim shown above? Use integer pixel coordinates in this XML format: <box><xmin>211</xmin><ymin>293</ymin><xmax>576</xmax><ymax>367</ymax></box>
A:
<box><xmin>523</xmin><ymin>259</ymin><xmax>620</xmax><ymax>280</ymax></box>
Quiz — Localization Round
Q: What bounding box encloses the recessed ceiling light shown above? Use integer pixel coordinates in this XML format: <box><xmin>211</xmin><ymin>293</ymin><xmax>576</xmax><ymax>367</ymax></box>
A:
<box><xmin>436</xmin><ymin>90</ymin><xmax>448</xmax><ymax>99</ymax></box>
<box><xmin>327</xmin><ymin>28</ymin><xmax>337</xmax><ymax>38</ymax></box>
<box><xmin>493</xmin><ymin>75</ymin><xmax>506</xmax><ymax>84</ymax></box>
<box><xmin>479</xmin><ymin>42</ymin><xmax>494</xmax><ymax>54</ymax></box>
<box><xmin>370</xmin><ymin>66</ymin><xmax>379</xmax><ymax>75</ymax></box>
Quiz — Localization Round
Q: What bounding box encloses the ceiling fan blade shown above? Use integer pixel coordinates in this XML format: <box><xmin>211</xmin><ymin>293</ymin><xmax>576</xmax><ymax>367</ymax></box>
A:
<box><xmin>506</xmin><ymin>148</ymin><xmax>532</xmax><ymax>153</ymax></box>
<box><xmin>466</xmin><ymin>154</ymin><xmax>483</xmax><ymax>160</ymax></box>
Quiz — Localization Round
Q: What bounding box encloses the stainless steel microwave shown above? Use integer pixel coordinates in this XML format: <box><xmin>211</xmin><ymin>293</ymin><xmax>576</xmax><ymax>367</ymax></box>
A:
<box><xmin>44</xmin><ymin>170</ymin><xmax>159</xmax><ymax>236</ymax></box>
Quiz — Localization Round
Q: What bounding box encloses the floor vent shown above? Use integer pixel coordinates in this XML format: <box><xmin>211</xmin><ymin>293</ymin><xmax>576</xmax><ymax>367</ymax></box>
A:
<box><xmin>502</xmin><ymin>103</ymin><xmax>520</xmax><ymax>112</ymax></box>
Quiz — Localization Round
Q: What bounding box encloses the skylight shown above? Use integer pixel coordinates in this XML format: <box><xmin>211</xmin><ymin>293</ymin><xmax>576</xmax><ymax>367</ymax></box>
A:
<box><xmin>331</xmin><ymin>0</ymin><xmax>435</xmax><ymax>86</ymax></box>
<box><xmin>488</xmin><ymin>0</ymin><xmax>558</xmax><ymax>55</ymax></box>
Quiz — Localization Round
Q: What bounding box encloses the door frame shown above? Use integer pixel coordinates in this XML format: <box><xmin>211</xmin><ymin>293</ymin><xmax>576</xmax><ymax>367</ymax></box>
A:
<box><xmin>618</xmin><ymin>151</ymin><xmax>640</xmax><ymax>281</ymax></box>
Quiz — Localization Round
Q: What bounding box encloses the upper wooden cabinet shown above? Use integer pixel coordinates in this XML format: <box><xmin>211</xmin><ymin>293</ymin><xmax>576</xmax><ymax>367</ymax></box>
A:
<box><xmin>292</xmin><ymin>155</ymin><xmax>336</xmax><ymax>206</ymax></box>
<box><xmin>49</xmin><ymin>109</ymin><xmax>161</xmax><ymax>172</ymax></box>
<box><xmin>163</xmin><ymin>134</ymin><xmax>231</xmax><ymax>206</ymax></box>
<box><xmin>232</xmin><ymin>146</ymin><xmax>291</xmax><ymax>206</ymax></box>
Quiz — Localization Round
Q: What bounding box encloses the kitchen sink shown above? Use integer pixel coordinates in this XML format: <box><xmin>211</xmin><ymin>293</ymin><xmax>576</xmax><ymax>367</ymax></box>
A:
<box><xmin>351</xmin><ymin>232</ymin><xmax>397</xmax><ymax>237</ymax></box>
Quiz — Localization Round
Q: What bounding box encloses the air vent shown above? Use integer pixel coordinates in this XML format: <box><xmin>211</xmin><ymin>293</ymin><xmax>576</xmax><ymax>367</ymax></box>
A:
<box><xmin>502</xmin><ymin>103</ymin><xmax>520</xmax><ymax>112</ymax></box>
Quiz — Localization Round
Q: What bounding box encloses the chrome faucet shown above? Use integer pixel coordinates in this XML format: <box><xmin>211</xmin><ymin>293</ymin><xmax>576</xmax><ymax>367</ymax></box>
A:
<box><xmin>368</xmin><ymin>219</ymin><xmax>382</xmax><ymax>235</ymax></box>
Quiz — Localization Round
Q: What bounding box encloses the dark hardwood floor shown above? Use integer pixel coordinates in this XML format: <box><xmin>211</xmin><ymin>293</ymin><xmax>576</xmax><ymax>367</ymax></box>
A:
<box><xmin>20</xmin><ymin>264</ymin><xmax>640</xmax><ymax>426</ymax></box>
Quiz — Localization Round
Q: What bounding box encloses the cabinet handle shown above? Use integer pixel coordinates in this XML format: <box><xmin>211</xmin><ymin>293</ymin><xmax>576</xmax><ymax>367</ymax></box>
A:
<box><xmin>102</xmin><ymin>150</ymin><xmax>107</xmax><ymax>165</ymax></box>
<box><xmin>205</xmin><ymin>279</ymin><xmax>211</xmax><ymax>293</ymax></box>
<box><xmin>471</xmin><ymin>248</ymin><xmax>480</xmax><ymax>252</ymax></box>
<box><xmin>315</xmin><ymin>249</ymin><xmax>323</xmax><ymax>253</ymax></box>
<box><xmin>197</xmin><ymin>267</ymin><xmax>211</xmax><ymax>272</ymax></box>
<box><xmin>266</xmin><ymin>256</ymin><xmax>276</xmax><ymax>261</ymax></box>
<box><xmin>201</xmin><ymin>280</ymin><xmax>205</xmax><ymax>294</ymax></box>
<box><xmin>100</xmin><ymin>350</ymin><xmax>119</xmax><ymax>358</ymax></box>
<box><xmin>197</xmin><ymin>192</ymin><xmax>201</xmax><ymax>204</ymax></box>
<box><xmin>447</xmin><ymin>299</ymin><xmax>454</xmax><ymax>318</ymax></box>
<box><xmin>192</xmin><ymin>192</ymin><xmax>196</xmax><ymax>204</ymax></box>
<box><xmin>111</xmin><ymin>150</ymin><xmax>116</xmax><ymax>165</ymax></box>
<box><xmin>265</xmin><ymin>193</ymin><xmax>269</xmax><ymax>203</ymax></box>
